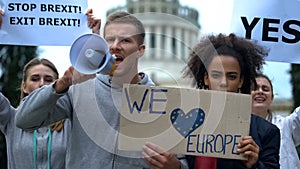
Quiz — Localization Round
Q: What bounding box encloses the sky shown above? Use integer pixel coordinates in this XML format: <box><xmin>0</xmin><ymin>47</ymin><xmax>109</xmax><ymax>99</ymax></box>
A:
<box><xmin>39</xmin><ymin>0</ymin><xmax>292</xmax><ymax>99</ymax></box>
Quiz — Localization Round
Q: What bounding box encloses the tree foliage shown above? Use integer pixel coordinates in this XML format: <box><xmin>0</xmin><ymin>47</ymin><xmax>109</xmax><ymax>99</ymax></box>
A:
<box><xmin>290</xmin><ymin>63</ymin><xmax>300</xmax><ymax>110</ymax></box>
<box><xmin>0</xmin><ymin>45</ymin><xmax>37</xmax><ymax>169</ymax></box>
<box><xmin>0</xmin><ymin>45</ymin><xmax>37</xmax><ymax>107</ymax></box>
<box><xmin>290</xmin><ymin>63</ymin><xmax>300</xmax><ymax>158</ymax></box>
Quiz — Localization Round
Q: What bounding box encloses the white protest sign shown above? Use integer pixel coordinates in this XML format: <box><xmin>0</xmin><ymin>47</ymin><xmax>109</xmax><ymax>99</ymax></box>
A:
<box><xmin>118</xmin><ymin>84</ymin><xmax>251</xmax><ymax>160</ymax></box>
<box><xmin>230</xmin><ymin>0</ymin><xmax>300</xmax><ymax>63</ymax></box>
<box><xmin>0</xmin><ymin>0</ymin><xmax>90</xmax><ymax>46</ymax></box>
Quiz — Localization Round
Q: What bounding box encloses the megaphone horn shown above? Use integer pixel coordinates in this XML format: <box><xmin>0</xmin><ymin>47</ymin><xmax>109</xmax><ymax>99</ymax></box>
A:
<box><xmin>70</xmin><ymin>33</ymin><xmax>116</xmax><ymax>75</ymax></box>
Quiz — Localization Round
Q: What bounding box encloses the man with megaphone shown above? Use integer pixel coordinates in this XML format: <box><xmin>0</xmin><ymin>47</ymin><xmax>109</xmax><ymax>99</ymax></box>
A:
<box><xmin>16</xmin><ymin>9</ymin><xmax>188</xmax><ymax>169</ymax></box>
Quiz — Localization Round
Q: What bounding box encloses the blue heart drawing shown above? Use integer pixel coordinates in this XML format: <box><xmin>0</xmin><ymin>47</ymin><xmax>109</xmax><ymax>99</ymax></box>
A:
<box><xmin>170</xmin><ymin>108</ymin><xmax>205</xmax><ymax>138</ymax></box>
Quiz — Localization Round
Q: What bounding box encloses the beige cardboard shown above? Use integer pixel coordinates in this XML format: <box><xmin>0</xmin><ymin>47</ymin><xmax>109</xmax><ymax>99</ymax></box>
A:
<box><xmin>118</xmin><ymin>84</ymin><xmax>251</xmax><ymax>160</ymax></box>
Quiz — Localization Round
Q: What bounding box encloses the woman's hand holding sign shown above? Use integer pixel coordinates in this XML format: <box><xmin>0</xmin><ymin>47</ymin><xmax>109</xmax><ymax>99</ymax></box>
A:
<box><xmin>238</xmin><ymin>136</ymin><xmax>259</xmax><ymax>168</ymax></box>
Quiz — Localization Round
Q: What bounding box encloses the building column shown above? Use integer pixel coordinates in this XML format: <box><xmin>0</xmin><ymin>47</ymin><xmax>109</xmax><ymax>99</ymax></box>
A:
<box><xmin>183</xmin><ymin>29</ymin><xmax>190</xmax><ymax>60</ymax></box>
<box><xmin>165</xmin><ymin>26</ymin><xmax>173</xmax><ymax>60</ymax></box>
<box><xmin>155</xmin><ymin>26</ymin><xmax>162</xmax><ymax>60</ymax></box>
<box><xmin>175</xmin><ymin>27</ymin><xmax>182</xmax><ymax>59</ymax></box>
<box><xmin>144</xmin><ymin>25</ymin><xmax>151</xmax><ymax>60</ymax></box>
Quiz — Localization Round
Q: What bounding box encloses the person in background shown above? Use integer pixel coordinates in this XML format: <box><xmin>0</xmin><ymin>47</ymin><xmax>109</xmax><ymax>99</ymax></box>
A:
<box><xmin>251</xmin><ymin>72</ymin><xmax>300</xmax><ymax>168</ymax></box>
<box><xmin>15</xmin><ymin>10</ymin><xmax>188</xmax><ymax>169</ymax></box>
<box><xmin>183</xmin><ymin>33</ymin><xmax>280</xmax><ymax>169</ymax></box>
<box><xmin>0</xmin><ymin>93</ymin><xmax>11</xmax><ymax>169</ymax></box>
<box><xmin>0</xmin><ymin>58</ymin><xmax>71</xmax><ymax>169</ymax></box>
<box><xmin>0</xmin><ymin>9</ymin><xmax>7</xmax><ymax>169</ymax></box>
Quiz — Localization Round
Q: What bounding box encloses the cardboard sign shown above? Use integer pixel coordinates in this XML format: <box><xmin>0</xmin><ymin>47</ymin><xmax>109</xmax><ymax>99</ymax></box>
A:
<box><xmin>118</xmin><ymin>84</ymin><xmax>251</xmax><ymax>160</ymax></box>
<box><xmin>230</xmin><ymin>0</ymin><xmax>300</xmax><ymax>63</ymax></box>
<box><xmin>0</xmin><ymin>0</ymin><xmax>90</xmax><ymax>46</ymax></box>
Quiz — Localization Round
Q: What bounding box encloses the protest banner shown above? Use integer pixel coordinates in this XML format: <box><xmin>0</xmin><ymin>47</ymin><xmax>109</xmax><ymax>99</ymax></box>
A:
<box><xmin>230</xmin><ymin>0</ymin><xmax>300</xmax><ymax>63</ymax></box>
<box><xmin>118</xmin><ymin>84</ymin><xmax>251</xmax><ymax>160</ymax></box>
<box><xmin>0</xmin><ymin>0</ymin><xmax>89</xmax><ymax>46</ymax></box>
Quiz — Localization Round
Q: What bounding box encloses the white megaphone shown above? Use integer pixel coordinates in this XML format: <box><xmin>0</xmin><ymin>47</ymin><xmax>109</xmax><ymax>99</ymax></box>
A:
<box><xmin>70</xmin><ymin>34</ymin><xmax>116</xmax><ymax>75</ymax></box>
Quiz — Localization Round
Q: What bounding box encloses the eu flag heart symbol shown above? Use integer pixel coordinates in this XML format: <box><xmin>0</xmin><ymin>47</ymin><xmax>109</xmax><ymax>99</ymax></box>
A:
<box><xmin>170</xmin><ymin>108</ymin><xmax>205</xmax><ymax>138</ymax></box>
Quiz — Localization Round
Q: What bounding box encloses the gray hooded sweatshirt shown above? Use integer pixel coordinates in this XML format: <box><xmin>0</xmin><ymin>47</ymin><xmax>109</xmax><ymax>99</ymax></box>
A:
<box><xmin>16</xmin><ymin>73</ymin><xmax>188</xmax><ymax>169</ymax></box>
<box><xmin>0</xmin><ymin>92</ymin><xmax>70</xmax><ymax>169</ymax></box>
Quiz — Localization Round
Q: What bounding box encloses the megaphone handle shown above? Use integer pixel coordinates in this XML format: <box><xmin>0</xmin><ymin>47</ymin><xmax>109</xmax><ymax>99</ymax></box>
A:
<box><xmin>98</xmin><ymin>54</ymin><xmax>106</xmax><ymax>68</ymax></box>
<box><xmin>108</xmin><ymin>55</ymin><xmax>117</xmax><ymax>76</ymax></box>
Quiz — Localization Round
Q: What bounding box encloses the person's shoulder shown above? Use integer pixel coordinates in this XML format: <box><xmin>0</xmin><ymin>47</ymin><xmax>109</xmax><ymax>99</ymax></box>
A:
<box><xmin>90</xmin><ymin>73</ymin><xmax>106</xmax><ymax>86</ymax></box>
<box><xmin>250</xmin><ymin>114</ymin><xmax>280</xmax><ymax>145</ymax></box>
<box><xmin>0</xmin><ymin>92</ymin><xmax>6</xmax><ymax>104</ymax></box>
<box><xmin>0</xmin><ymin>92</ymin><xmax>15</xmax><ymax>111</ymax></box>
<box><xmin>292</xmin><ymin>106</ymin><xmax>300</xmax><ymax>114</ymax></box>
<box><xmin>251</xmin><ymin>114</ymin><xmax>279</xmax><ymax>131</ymax></box>
<box><xmin>272</xmin><ymin>114</ymin><xmax>285</xmax><ymax>125</ymax></box>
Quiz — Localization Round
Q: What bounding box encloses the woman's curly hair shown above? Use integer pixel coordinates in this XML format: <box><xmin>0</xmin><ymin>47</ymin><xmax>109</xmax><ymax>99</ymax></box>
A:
<box><xmin>183</xmin><ymin>33</ymin><xmax>268</xmax><ymax>94</ymax></box>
